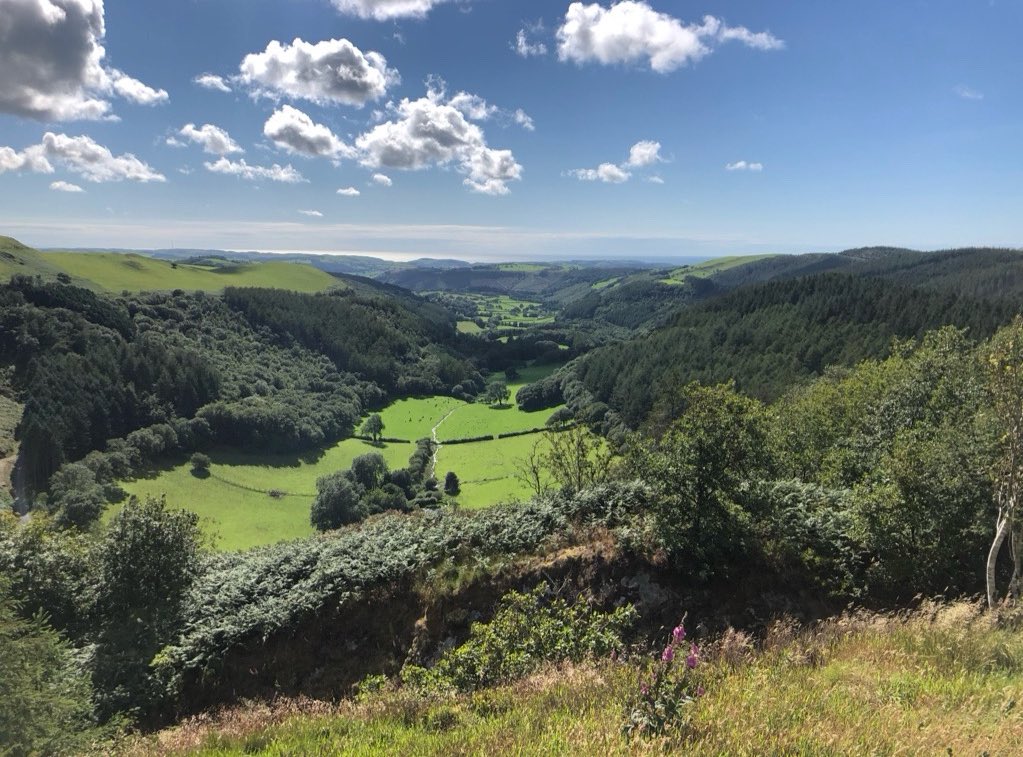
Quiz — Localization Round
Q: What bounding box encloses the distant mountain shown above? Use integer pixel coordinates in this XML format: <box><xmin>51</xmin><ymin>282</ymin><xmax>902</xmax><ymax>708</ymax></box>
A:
<box><xmin>147</xmin><ymin>249</ymin><xmax>472</xmax><ymax>277</ymax></box>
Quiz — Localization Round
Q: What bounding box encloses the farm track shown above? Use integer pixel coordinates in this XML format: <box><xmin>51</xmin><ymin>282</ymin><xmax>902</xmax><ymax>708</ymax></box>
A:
<box><xmin>429</xmin><ymin>408</ymin><xmax>456</xmax><ymax>478</ymax></box>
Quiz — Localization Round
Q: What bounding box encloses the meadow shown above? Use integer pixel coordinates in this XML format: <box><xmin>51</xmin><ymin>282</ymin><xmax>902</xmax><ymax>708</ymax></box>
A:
<box><xmin>132</xmin><ymin>601</ymin><xmax>1023</xmax><ymax>756</ymax></box>
<box><xmin>42</xmin><ymin>252</ymin><xmax>338</xmax><ymax>293</ymax></box>
<box><xmin>660</xmin><ymin>254</ymin><xmax>777</xmax><ymax>285</ymax></box>
<box><xmin>117</xmin><ymin>365</ymin><xmax>565</xmax><ymax>549</ymax></box>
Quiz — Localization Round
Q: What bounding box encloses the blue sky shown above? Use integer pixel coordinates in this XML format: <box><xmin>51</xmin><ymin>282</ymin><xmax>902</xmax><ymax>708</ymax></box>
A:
<box><xmin>0</xmin><ymin>0</ymin><xmax>1020</xmax><ymax>260</ymax></box>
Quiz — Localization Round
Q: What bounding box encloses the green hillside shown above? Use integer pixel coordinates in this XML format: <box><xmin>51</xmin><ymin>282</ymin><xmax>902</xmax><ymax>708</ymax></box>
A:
<box><xmin>0</xmin><ymin>235</ymin><xmax>74</xmax><ymax>282</ymax></box>
<box><xmin>43</xmin><ymin>251</ymin><xmax>339</xmax><ymax>293</ymax></box>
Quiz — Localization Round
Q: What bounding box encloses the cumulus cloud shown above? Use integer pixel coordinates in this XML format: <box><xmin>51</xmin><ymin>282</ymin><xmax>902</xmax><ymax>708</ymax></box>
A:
<box><xmin>204</xmin><ymin>157</ymin><xmax>305</xmax><ymax>183</ymax></box>
<box><xmin>298</xmin><ymin>209</ymin><xmax>323</xmax><ymax>217</ymax></box>
<box><xmin>954</xmin><ymin>85</ymin><xmax>983</xmax><ymax>101</ymax></box>
<box><xmin>569</xmin><ymin>139</ymin><xmax>662</xmax><ymax>183</ymax></box>
<box><xmin>263</xmin><ymin>105</ymin><xmax>354</xmax><ymax>158</ymax></box>
<box><xmin>337</xmin><ymin>186</ymin><xmax>361</xmax><ymax>196</ymax></box>
<box><xmin>239</xmin><ymin>38</ymin><xmax>398</xmax><ymax>107</ymax></box>
<box><xmin>0</xmin><ymin>0</ymin><xmax>168</xmax><ymax>120</ymax></box>
<box><xmin>194</xmin><ymin>73</ymin><xmax>232</xmax><ymax>93</ymax></box>
<box><xmin>570</xmin><ymin>163</ymin><xmax>630</xmax><ymax>183</ymax></box>
<box><xmin>514</xmin><ymin>109</ymin><xmax>535</xmax><ymax>131</ymax></box>
<box><xmin>176</xmin><ymin>123</ymin><xmax>243</xmax><ymax>155</ymax></box>
<box><xmin>0</xmin><ymin>132</ymin><xmax>165</xmax><ymax>182</ymax></box>
<box><xmin>329</xmin><ymin>0</ymin><xmax>457</xmax><ymax>20</ymax></box>
<box><xmin>355</xmin><ymin>87</ymin><xmax>522</xmax><ymax>195</ymax></box>
<box><xmin>371</xmin><ymin>172</ymin><xmax>392</xmax><ymax>186</ymax></box>
<box><xmin>625</xmin><ymin>140</ymin><xmax>662</xmax><ymax>167</ymax></box>
<box><xmin>725</xmin><ymin>160</ymin><xmax>763</xmax><ymax>172</ymax></box>
<box><xmin>514</xmin><ymin>24</ymin><xmax>548</xmax><ymax>58</ymax></box>
<box><xmin>556</xmin><ymin>2</ymin><xmax>783</xmax><ymax>73</ymax></box>
<box><xmin>50</xmin><ymin>180</ymin><xmax>84</xmax><ymax>192</ymax></box>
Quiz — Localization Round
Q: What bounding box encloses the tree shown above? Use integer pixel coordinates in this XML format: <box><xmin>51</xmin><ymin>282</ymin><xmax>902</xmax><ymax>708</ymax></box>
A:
<box><xmin>350</xmin><ymin>453</ymin><xmax>388</xmax><ymax>491</ymax></box>
<box><xmin>444</xmin><ymin>471</ymin><xmax>461</xmax><ymax>496</ymax></box>
<box><xmin>543</xmin><ymin>424</ymin><xmax>613</xmax><ymax>494</ymax></box>
<box><xmin>92</xmin><ymin>497</ymin><xmax>203</xmax><ymax>718</ymax></box>
<box><xmin>361</xmin><ymin>414</ymin><xmax>384</xmax><ymax>442</ymax></box>
<box><xmin>484</xmin><ymin>380</ymin><xmax>511</xmax><ymax>407</ymax></box>
<box><xmin>362</xmin><ymin>483</ymin><xmax>408</xmax><ymax>514</ymax></box>
<box><xmin>190</xmin><ymin>452</ymin><xmax>211</xmax><ymax>475</ymax></box>
<box><xmin>986</xmin><ymin>317</ymin><xmax>1023</xmax><ymax>607</ymax></box>
<box><xmin>310</xmin><ymin>473</ymin><xmax>367</xmax><ymax>531</ymax></box>
<box><xmin>515</xmin><ymin>437</ymin><xmax>550</xmax><ymax>499</ymax></box>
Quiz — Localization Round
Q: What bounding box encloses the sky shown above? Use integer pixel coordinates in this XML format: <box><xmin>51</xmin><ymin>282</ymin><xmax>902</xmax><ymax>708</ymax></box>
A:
<box><xmin>0</xmin><ymin>0</ymin><xmax>1021</xmax><ymax>261</ymax></box>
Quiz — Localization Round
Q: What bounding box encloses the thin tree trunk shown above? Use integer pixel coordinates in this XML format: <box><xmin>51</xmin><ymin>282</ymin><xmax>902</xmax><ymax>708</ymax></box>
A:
<box><xmin>988</xmin><ymin>510</ymin><xmax>1011</xmax><ymax>609</ymax></box>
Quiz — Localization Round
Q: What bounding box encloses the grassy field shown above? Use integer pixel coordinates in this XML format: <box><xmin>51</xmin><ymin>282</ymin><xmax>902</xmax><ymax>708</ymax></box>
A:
<box><xmin>431</xmin><ymin>292</ymin><xmax>554</xmax><ymax>332</ymax></box>
<box><xmin>116</xmin><ymin>439</ymin><xmax>414</xmax><ymax>551</ymax></box>
<box><xmin>118</xmin><ymin>365</ymin><xmax>565</xmax><ymax>548</ymax></box>
<box><xmin>134</xmin><ymin>601</ymin><xmax>1023</xmax><ymax>756</ymax></box>
<box><xmin>660</xmin><ymin>254</ymin><xmax>777</xmax><ymax>285</ymax></box>
<box><xmin>0</xmin><ymin>235</ymin><xmax>78</xmax><ymax>283</ymax></box>
<box><xmin>456</xmin><ymin>320</ymin><xmax>482</xmax><ymax>334</ymax></box>
<box><xmin>43</xmin><ymin>252</ymin><xmax>338</xmax><ymax>293</ymax></box>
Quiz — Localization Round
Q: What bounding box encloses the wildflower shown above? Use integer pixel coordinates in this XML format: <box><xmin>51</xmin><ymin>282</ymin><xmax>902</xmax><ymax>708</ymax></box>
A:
<box><xmin>661</xmin><ymin>644</ymin><xmax>674</xmax><ymax>663</ymax></box>
<box><xmin>686</xmin><ymin>643</ymin><xmax>700</xmax><ymax>669</ymax></box>
<box><xmin>696</xmin><ymin>685</ymin><xmax>705</xmax><ymax>697</ymax></box>
<box><xmin>672</xmin><ymin>624</ymin><xmax>685</xmax><ymax>643</ymax></box>
<box><xmin>640</xmin><ymin>683</ymin><xmax>650</xmax><ymax>696</ymax></box>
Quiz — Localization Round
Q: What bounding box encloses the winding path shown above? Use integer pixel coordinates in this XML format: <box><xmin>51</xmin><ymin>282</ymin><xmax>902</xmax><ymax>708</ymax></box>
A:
<box><xmin>429</xmin><ymin>408</ymin><xmax>456</xmax><ymax>479</ymax></box>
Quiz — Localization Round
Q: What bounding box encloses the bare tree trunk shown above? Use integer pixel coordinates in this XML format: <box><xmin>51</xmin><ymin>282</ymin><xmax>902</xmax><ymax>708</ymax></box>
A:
<box><xmin>988</xmin><ymin>510</ymin><xmax>1011</xmax><ymax>609</ymax></box>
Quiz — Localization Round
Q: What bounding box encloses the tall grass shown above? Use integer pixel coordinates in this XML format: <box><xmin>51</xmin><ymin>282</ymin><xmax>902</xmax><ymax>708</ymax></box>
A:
<box><xmin>127</xmin><ymin>600</ymin><xmax>1023</xmax><ymax>755</ymax></box>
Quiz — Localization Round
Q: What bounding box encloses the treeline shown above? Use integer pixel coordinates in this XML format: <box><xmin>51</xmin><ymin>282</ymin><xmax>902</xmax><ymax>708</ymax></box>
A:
<box><xmin>572</xmin><ymin>274</ymin><xmax>1016</xmax><ymax>426</ymax></box>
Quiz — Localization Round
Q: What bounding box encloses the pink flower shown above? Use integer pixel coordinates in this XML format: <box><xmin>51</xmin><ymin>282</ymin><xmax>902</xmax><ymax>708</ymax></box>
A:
<box><xmin>696</xmin><ymin>685</ymin><xmax>705</xmax><ymax>697</ymax></box>
<box><xmin>640</xmin><ymin>684</ymin><xmax>650</xmax><ymax>695</ymax></box>
<box><xmin>686</xmin><ymin>643</ymin><xmax>700</xmax><ymax>669</ymax></box>
<box><xmin>672</xmin><ymin>624</ymin><xmax>686</xmax><ymax>643</ymax></box>
<box><xmin>661</xmin><ymin>645</ymin><xmax>675</xmax><ymax>663</ymax></box>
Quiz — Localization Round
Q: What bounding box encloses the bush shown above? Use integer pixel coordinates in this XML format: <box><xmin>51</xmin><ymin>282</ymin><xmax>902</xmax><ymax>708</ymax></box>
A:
<box><xmin>402</xmin><ymin>584</ymin><xmax>635</xmax><ymax>693</ymax></box>
<box><xmin>310</xmin><ymin>473</ymin><xmax>367</xmax><ymax>531</ymax></box>
<box><xmin>189</xmin><ymin>453</ymin><xmax>211</xmax><ymax>474</ymax></box>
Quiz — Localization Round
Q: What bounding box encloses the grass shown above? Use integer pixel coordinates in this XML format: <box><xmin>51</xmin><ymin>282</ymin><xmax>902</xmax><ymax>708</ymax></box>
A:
<box><xmin>132</xmin><ymin>600</ymin><xmax>1023</xmax><ymax>756</ymax></box>
<box><xmin>117</xmin><ymin>364</ymin><xmax>565</xmax><ymax>548</ymax></box>
<box><xmin>0</xmin><ymin>235</ymin><xmax>77</xmax><ymax>283</ymax></box>
<box><xmin>456</xmin><ymin>320</ymin><xmax>482</xmax><ymax>334</ymax></box>
<box><xmin>660</xmin><ymin>254</ymin><xmax>778</xmax><ymax>285</ymax></box>
<box><xmin>42</xmin><ymin>252</ymin><xmax>338</xmax><ymax>293</ymax></box>
<box><xmin>115</xmin><ymin>439</ymin><xmax>413</xmax><ymax>551</ymax></box>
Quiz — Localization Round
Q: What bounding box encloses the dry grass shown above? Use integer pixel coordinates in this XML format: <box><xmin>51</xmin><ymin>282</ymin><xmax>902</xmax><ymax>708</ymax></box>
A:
<box><xmin>125</xmin><ymin>600</ymin><xmax>1023</xmax><ymax>756</ymax></box>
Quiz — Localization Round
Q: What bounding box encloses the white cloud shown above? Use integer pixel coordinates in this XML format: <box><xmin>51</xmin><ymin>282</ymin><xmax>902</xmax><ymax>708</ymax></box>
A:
<box><xmin>329</xmin><ymin>0</ymin><xmax>457</xmax><ymax>20</ymax></box>
<box><xmin>50</xmin><ymin>180</ymin><xmax>84</xmax><ymax>192</ymax></box>
<box><xmin>514</xmin><ymin>109</ymin><xmax>535</xmax><ymax>131</ymax></box>
<box><xmin>194</xmin><ymin>73</ymin><xmax>232</xmax><ymax>93</ymax></box>
<box><xmin>337</xmin><ymin>186</ymin><xmax>361</xmax><ymax>196</ymax></box>
<box><xmin>646</xmin><ymin>175</ymin><xmax>665</xmax><ymax>184</ymax></box>
<box><xmin>355</xmin><ymin>87</ymin><xmax>522</xmax><ymax>195</ymax></box>
<box><xmin>110</xmin><ymin>71</ymin><xmax>168</xmax><ymax>105</ymax></box>
<box><xmin>625</xmin><ymin>140</ymin><xmax>662</xmax><ymax>167</ymax></box>
<box><xmin>514</xmin><ymin>26</ymin><xmax>548</xmax><ymax>58</ymax></box>
<box><xmin>448</xmin><ymin>91</ymin><xmax>498</xmax><ymax>121</ymax></box>
<box><xmin>177</xmin><ymin>123</ymin><xmax>243</xmax><ymax>155</ymax></box>
<box><xmin>371</xmin><ymin>172</ymin><xmax>392</xmax><ymax>186</ymax></box>
<box><xmin>0</xmin><ymin>0</ymin><xmax>167</xmax><ymax>120</ymax></box>
<box><xmin>556</xmin><ymin>2</ymin><xmax>783</xmax><ymax>73</ymax></box>
<box><xmin>725</xmin><ymin>160</ymin><xmax>763</xmax><ymax>172</ymax></box>
<box><xmin>570</xmin><ymin>163</ymin><xmax>631</xmax><ymax>183</ymax></box>
<box><xmin>298</xmin><ymin>209</ymin><xmax>323</xmax><ymax>217</ymax></box>
<box><xmin>954</xmin><ymin>85</ymin><xmax>983</xmax><ymax>101</ymax></box>
<box><xmin>0</xmin><ymin>132</ymin><xmax>165</xmax><ymax>182</ymax></box>
<box><xmin>569</xmin><ymin>139</ymin><xmax>661</xmax><ymax>183</ymax></box>
<box><xmin>263</xmin><ymin>105</ymin><xmax>353</xmax><ymax>158</ymax></box>
<box><xmin>239</xmin><ymin>38</ymin><xmax>398</xmax><ymax>107</ymax></box>
<box><xmin>204</xmin><ymin>157</ymin><xmax>305</xmax><ymax>183</ymax></box>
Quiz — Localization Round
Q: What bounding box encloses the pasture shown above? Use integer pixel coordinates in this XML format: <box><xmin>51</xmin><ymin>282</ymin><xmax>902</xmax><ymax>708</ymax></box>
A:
<box><xmin>43</xmin><ymin>252</ymin><xmax>338</xmax><ymax>293</ymax></box>
<box><xmin>116</xmin><ymin>365</ymin><xmax>565</xmax><ymax>549</ymax></box>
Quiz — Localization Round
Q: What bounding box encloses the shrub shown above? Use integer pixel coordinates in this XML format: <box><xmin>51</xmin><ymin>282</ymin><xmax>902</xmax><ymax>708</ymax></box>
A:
<box><xmin>189</xmin><ymin>453</ymin><xmax>211</xmax><ymax>475</ymax></box>
<box><xmin>310</xmin><ymin>473</ymin><xmax>367</xmax><ymax>531</ymax></box>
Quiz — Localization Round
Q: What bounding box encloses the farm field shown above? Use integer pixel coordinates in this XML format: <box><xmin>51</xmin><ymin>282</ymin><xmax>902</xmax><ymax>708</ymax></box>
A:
<box><xmin>115</xmin><ymin>439</ymin><xmax>414</xmax><ymax>551</ymax></box>
<box><xmin>43</xmin><ymin>252</ymin><xmax>338</xmax><ymax>293</ymax></box>
<box><xmin>659</xmin><ymin>254</ymin><xmax>777</xmax><ymax>285</ymax></box>
<box><xmin>431</xmin><ymin>292</ymin><xmax>555</xmax><ymax>331</ymax></box>
<box><xmin>116</xmin><ymin>364</ymin><xmax>565</xmax><ymax>549</ymax></box>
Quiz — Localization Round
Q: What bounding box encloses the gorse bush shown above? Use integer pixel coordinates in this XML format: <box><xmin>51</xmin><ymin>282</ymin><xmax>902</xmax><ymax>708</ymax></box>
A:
<box><xmin>402</xmin><ymin>584</ymin><xmax>636</xmax><ymax>693</ymax></box>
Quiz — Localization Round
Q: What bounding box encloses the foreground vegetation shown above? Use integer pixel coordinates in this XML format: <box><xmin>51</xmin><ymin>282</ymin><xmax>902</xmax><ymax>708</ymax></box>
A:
<box><xmin>133</xmin><ymin>601</ymin><xmax>1023</xmax><ymax>755</ymax></box>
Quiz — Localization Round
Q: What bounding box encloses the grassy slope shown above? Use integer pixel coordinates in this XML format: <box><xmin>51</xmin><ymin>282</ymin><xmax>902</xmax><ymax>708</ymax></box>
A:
<box><xmin>660</xmin><ymin>254</ymin><xmax>778</xmax><ymax>284</ymax></box>
<box><xmin>43</xmin><ymin>252</ymin><xmax>337</xmax><ymax>293</ymax></box>
<box><xmin>116</xmin><ymin>365</ymin><xmax>565</xmax><ymax>547</ymax></box>
<box><xmin>138</xmin><ymin>602</ymin><xmax>1023</xmax><ymax>756</ymax></box>
<box><xmin>0</xmin><ymin>235</ymin><xmax>76</xmax><ymax>282</ymax></box>
<box><xmin>115</xmin><ymin>440</ymin><xmax>413</xmax><ymax>551</ymax></box>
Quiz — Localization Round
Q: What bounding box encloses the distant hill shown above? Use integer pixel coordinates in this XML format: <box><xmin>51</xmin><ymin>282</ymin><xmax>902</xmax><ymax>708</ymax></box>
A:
<box><xmin>0</xmin><ymin>235</ymin><xmax>78</xmax><ymax>283</ymax></box>
<box><xmin>40</xmin><ymin>251</ymin><xmax>340</xmax><ymax>293</ymax></box>
<box><xmin>148</xmin><ymin>248</ymin><xmax>473</xmax><ymax>277</ymax></box>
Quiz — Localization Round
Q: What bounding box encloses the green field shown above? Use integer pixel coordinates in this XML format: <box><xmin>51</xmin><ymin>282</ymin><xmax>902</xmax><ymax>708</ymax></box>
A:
<box><xmin>117</xmin><ymin>365</ymin><xmax>565</xmax><ymax>549</ymax></box>
<box><xmin>660</xmin><ymin>254</ymin><xmax>777</xmax><ymax>285</ymax></box>
<box><xmin>43</xmin><ymin>252</ymin><xmax>339</xmax><ymax>293</ymax></box>
<box><xmin>0</xmin><ymin>235</ymin><xmax>78</xmax><ymax>283</ymax></box>
<box><xmin>431</xmin><ymin>292</ymin><xmax>554</xmax><ymax>332</ymax></box>
<box><xmin>456</xmin><ymin>320</ymin><xmax>482</xmax><ymax>334</ymax></box>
